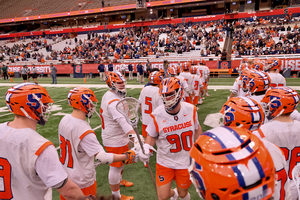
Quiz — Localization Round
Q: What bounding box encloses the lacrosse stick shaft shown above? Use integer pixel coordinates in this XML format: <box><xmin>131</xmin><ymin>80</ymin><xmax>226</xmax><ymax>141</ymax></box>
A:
<box><xmin>133</xmin><ymin>126</ymin><xmax>158</xmax><ymax>195</ymax></box>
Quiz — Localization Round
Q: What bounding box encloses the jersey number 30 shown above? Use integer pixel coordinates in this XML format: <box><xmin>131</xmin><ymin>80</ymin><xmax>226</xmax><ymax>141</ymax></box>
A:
<box><xmin>0</xmin><ymin>158</ymin><xmax>13</xmax><ymax>199</ymax></box>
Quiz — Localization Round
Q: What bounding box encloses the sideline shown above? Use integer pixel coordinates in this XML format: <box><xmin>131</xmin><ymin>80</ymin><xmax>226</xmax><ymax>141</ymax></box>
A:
<box><xmin>0</xmin><ymin>83</ymin><xmax>300</xmax><ymax>90</ymax></box>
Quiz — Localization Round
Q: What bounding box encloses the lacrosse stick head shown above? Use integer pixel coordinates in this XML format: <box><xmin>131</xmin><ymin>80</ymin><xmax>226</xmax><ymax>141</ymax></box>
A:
<box><xmin>116</xmin><ymin>97</ymin><xmax>140</xmax><ymax>127</ymax></box>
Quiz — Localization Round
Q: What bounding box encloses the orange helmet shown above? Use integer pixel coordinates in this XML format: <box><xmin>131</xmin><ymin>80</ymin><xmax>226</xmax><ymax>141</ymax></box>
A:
<box><xmin>239</xmin><ymin>63</ymin><xmax>248</xmax><ymax>73</ymax></box>
<box><xmin>182</xmin><ymin>62</ymin><xmax>191</xmax><ymax>71</ymax></box>
<box><xmin>190</xmin><ymin>59</ymin><xmax>197</xmax><ymax>65</ymax></box>
<box><xmin>159</xmin><ymin>68</ymin><xmax>165</xmax><ymax>76</ymax></box>
<box><xmin>67</xmin><ymin>87</ymin><xmax>98</xmax><ymax>118</ymax></box>
<box><xmin>264</xmin><ymin>57</ymin><xmax>281</xmax><ymax>72</ymax></box>
<box><xmin>220</xmin><ymin>97</ymin><xmax>265</xmax><ymax>131</ymax></box>
<box><xmin>159</xmin><ymin>77</ymin><xmax>183</xmax><ymax>111</ymax></box>
<box><xmin>149</xmin><ymin>71</ymin><xmax>163</xmax><ymax>85</ymax></box>
<box><xmin>5</xmin><ymin>83</ymin><xmax>54</xmax><ymax>126</ymax></box>
<box><xmin>167</xmin><ymin>67</ymin><xmax>177</xmax><ymax>77</ymax></box>
<box><xmin>106</xmin><ymin>71</ymin><xmax>127</xmax><ymax>97</ymax></box>
<box><xmin>190</xmin><ymin>66</ymin><xmax>197</xmax><ymax>74</ymax></box>
<box><xmin>189</xmin><ymin>126</ymin><xmax>276</xmax><ymax>200</ymax></box>
<box><xmin>261</xmin><ymin>87</ymin><xmax>300</xmax><ymax>120</ymax></box>
<box><xmin>200</xmin><ymin>59</ymin><xmax>206</xmax><ymax>65</ymax></box>
<box><xmin>176</xmin><ymin>65</ymin><xmax>181</xmax><ymax>74</ymax></box>
<box><xmin>242</xmin><ymin>57</ymin><xmax>248</xmax><ymax>63</ymax></box>
<box><xmin>252</xmin><ymin>62</ymin><xmax>264</xmax><ymax>71</ymax></box>
<box><xmin>239</xmin><ymin>69</ymin><xmax>252</xmax><ymax>92</ymax></box>
<box><xmin>248</xmin><ymin>71</ymin><xmax>270</xmax><ymax>94</ymax></box>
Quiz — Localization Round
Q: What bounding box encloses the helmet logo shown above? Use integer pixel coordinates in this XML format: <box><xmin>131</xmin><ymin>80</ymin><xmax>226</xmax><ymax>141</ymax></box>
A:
<box><xmin>26</xmin><ymin>94</ymin><xmax>42</xmax><ymax>110</ymax></box>
<box><xmin>269</xmin><ymin>96</ymin><xmax>281</xmax><ymax>109</ymax></box>
<box><xmin>81</xmin><ymin>94</ymin><xmax>91</xmax><ymax>105</ymax></box>
<box><xmin>224</xmin><ymin>106</ymin><xmax>235</xmax><ymax>123</ymax></box>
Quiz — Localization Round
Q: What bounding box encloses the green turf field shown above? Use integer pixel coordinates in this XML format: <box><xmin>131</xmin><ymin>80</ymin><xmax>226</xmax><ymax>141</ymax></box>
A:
<box><xmin>0</xmin><ymin>77</ymin><xmax>299</xmax><ymax>200</ymax></box>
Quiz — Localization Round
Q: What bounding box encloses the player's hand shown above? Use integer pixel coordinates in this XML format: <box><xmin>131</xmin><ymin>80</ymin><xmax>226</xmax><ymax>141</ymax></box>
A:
<box><xmin>139</xmin><ymin>144</ymin><xmax>156</xmax><ymax>163</ymax></box>
<box><xmin>123</xmin><ymin>149</ymin><xmax>138</xmax><ymax>165</ymax></box>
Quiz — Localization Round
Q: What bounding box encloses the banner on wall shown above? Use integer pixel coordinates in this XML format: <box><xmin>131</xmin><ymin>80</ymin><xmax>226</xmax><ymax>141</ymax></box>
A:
<box><xmin>73</xmin><ymin>64</ymin><xmax>84</xmax><ymax>78</ymax></box>
<box><xmin>6</xmin><ymin>58</ymin><xmax>300</xmax><ymax>75</ymax></box>
<box><xmin>218</xmin><ymin>61</ymin><xmax>231</xmax><ymax>69</ymax></box>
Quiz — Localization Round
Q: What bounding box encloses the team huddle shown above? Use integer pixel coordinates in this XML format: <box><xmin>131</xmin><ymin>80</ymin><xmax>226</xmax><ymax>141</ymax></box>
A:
<box><xmin>0</xmin><ymin>57</ymin><xmax>300</xmax><ymax>200</ymax></box>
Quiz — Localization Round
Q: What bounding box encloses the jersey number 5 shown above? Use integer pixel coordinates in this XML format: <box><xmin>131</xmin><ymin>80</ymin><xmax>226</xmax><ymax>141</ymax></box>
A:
<box><xmin>166</xmin><ymin>131</ymin><xmax>193</xmax><ymax>153</ymax></box>
<box><xmin>0</xmin><ymin>158</ymin><xmax>13</xmax><ymax>199</ymax></box>
<box><xmin>145</xmin><ymin>97</ymin><xmax>152</xmax><ymax>114</ymax></box>
<box><xmin>59</xmin><ymin>135</ymin><xmax>74</xmax><ymax>168</ymax></box>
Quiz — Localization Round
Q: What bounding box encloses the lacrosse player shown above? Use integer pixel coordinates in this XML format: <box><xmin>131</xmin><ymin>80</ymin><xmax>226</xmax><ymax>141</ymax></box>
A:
<box><xmin>139</xmin><ymin>77</ymin><xmax>202</xmax><ymax>200</ymax></box>
<box><xmin>178</xmin><ymin>62</ymin><xmax>194</xmax><ymax>104</ymax></box>
<box><xmin>58</xmin><ymin>87</ymin><xmax>138</xmax><ymax>200</ymax></box>
<box><xmin>100</xmin><ymin>72</ymin><xmax>137</xmax><ymax>200</ymax></box>
<box><xmin>1</xmin><ymin>83</ymin><xmax>90</xmax><ymax>200</ymax></box>
<box><xmin>259</xmin><ymin>87</ymin><xmax>300</xmax><ymax>199</ymax></box>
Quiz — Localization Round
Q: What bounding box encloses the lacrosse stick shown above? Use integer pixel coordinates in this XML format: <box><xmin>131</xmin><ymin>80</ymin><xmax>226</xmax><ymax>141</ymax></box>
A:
<box><xmin>116</xmin><ymin>97</ymin><xmax>158</xmax><ymax>196</ymax></box>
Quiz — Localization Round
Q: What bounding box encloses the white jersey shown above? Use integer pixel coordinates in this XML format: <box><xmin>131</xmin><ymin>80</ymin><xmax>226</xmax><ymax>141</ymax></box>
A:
<box><xmin>146</xmin><ymin>102</ymin><xmax>199</xmax><ymax>169</ymax></box>
<box><xmin>100</xmin><ymin>91</ymin><xmax>131</xmax><ymax>147</ymax></box>
<box><xmin>261</xmin><ymin>120</ymin><xmax>300</xmax><ymax>199</ymax></box>
<box><xmin>196</xmin><ymin>65</ymin><xmax>207</xmax><ymax>82</ymax></box>
<box><xmin>191</xmin><ymin>74</ymin><xmax>203</xmax><ymax>96</ymax></box>
<box><xmin>262</xmin><ymin>139</ymin><xmax>292</xmax><ymax>200</ymax></box>
<box><xmin>58</xmin><ymin>114</ymin><xmax>103</xmax><ymax>189</ymax></box>
<box><xmin>267</xmin><ymin>72</ymin><xmax>286</xmax><ymax>88</ymax></box>
<box><xmin>138</xmin><ymin>86</ymin><xmax>163</xmax><ymax>126</ymax></box>
<box><xmin>203</xmin><ymin>66</ymin><xmax>210</xmax><ymax>81</ymax></box>
<box><xmin>176</xmin><ymin>75</ymin><xmax>189</xmax><ymax>98</ymax></box>
<box><xmin>178</xmin><ymin>71</ymin><xmax>193</xmax><ymax>97</ymax></box>
<box><xmin>231</xmin><ymin>76</ymin><xmax>247</xmax><ymax>97</ymax></box>
<box><xmin>291</xmin><ymin>110</ymin><xmax>300</xmax><ymax>121</ymax></box>
<box><xmin>0</xmin><ymin>122</ymin><xmax>67</xmax><ymax>200</ymax></box>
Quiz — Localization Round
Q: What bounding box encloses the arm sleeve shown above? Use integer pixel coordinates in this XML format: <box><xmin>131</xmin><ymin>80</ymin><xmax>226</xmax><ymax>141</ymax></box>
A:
<box><xmin>146</xmin><ymin>117</ymin><xmax>159</xmax><ymax>138</ymax></box>
<box><xmin>80</xmin><ymin>132</ymin><xmax>104</xmax><ymax>157</ymax></box>
<box><xmin>108</xmin><ymin>101</ymin><xmax>134</xmax><ymax>134</ymax></box>
<box><xmin>35</xmin><ymin>145</ymin><xmax>68</xmax><ymax>188</ymax></box>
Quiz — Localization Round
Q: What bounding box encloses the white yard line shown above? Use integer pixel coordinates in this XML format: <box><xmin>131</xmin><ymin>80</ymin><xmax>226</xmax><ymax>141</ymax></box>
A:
<box><xmin>0</xmin><ymin>113</ymin><xmax>13</xmax><ymax>118</ymax></box>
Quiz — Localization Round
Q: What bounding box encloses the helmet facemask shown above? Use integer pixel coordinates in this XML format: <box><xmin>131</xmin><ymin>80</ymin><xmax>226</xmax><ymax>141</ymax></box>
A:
<box><xmin>21</xmin><ymin>93</ymin><xmax>53</xmax><ymax>126</ymax></box>
<box><xmin>161</xmin><ymin>88</ymin><xmax>182</xmax><ymax>111</ymax></box>
<box><xmin>82</xmin><ymin>94</ymin><xmax>98</xmax><ymax>119</ymax></box>
<box><xmin>112</xmin><ymin>81</ymin><xmax>127</xmax><ymax>97</ymax></box>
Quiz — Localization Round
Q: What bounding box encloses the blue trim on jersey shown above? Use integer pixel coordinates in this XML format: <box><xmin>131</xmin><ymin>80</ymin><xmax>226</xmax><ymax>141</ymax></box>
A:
<box><xmin>223</xmin><ymin>126</ymin><xmax>244</xmax><ymax>144</ymax></box>
<box><xmin>263</xmin><ymin>184</ymin><xmax>268</xmax><ymax>197</ymax></box>
<box><xmin>242</xmin><ymin>193</ymin><xmax>249</xmax><ymax>200</ymax></box>
<box><xmin>202</xmin><ymin>132</ymin><xmax>226</xmax><ymax>149</ymax></box>
<box><xmin>252</xmin><ymin>157</ymin><xmax>265</xmax><ymax>179</ymax></box>
<box><xmin>232</xmin><ymin>165</ymin><xmax>246</xmax><ymax>187</ymax></box>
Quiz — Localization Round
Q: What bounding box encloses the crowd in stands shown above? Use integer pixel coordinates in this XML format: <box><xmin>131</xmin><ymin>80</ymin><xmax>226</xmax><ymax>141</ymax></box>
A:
<box><xmin>1</xmin><ymin>14</ymin><xmax>300</xmax><ymax>64</ymax></box>
<box><xmin>232</xmin><ymin>23</ymin><xmax>300</xmax><ymax>56</ymax></box>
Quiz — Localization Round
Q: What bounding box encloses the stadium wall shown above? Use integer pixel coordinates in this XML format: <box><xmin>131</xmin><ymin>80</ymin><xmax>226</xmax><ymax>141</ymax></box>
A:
<box><xmin>7</xmin><ymin>58</ymin><xmax>300</xmax><ymax>74</ymax></box>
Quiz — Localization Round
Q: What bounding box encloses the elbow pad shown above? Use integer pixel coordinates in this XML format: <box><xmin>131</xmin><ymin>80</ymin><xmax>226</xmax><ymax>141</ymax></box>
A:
<box><xmin>96</xmin><ymin>151</ymin><xmax>114</xmax><ymax>164</ymax></box>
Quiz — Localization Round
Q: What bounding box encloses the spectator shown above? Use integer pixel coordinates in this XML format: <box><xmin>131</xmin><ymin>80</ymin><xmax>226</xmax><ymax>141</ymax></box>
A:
<box><xmin>128</xmin><ymin>62</ymin><xmax>133</xmax><ymax>80</ymax></box>
<box><xmin>120</xmin><ymin>61</ymin><xmax>126</xmax><ymax>77</ymax></box>
<box><xmin>50</xmin><ymin>63</ymin><xmax>57</xmax><ymax>84</ymax></box>
<box><xmin>136</xmin><ymin>62</ymin><xmax>144</xmax><ymax>84</ymax></box>
<box><xmin>98</xmin><ymin>61</ymin><xmax>105</xmax><ymax>82</ymax></box>
<box><xmin>146</xmin><ymin>59</ymin><xmax>151</xmax><ymax>78</ymax></box>
<box><xmin>163</xmin><ymin>60</ymin><xmax>169</xmax><ymax>78</ymax></box>
<box><xmin>2</xmin><ymin>63</ymin><xmax>8</xmax><ymax>80</ymax></box>
<box><xmin>108</xmin><ymin>61</ymin><xmax>114</xmax><ymax>72</ymax></box>
<box><xmin>221</xmin><ymin>49</ymin><xmax>228</xmax><ymax>61</ymax></box>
